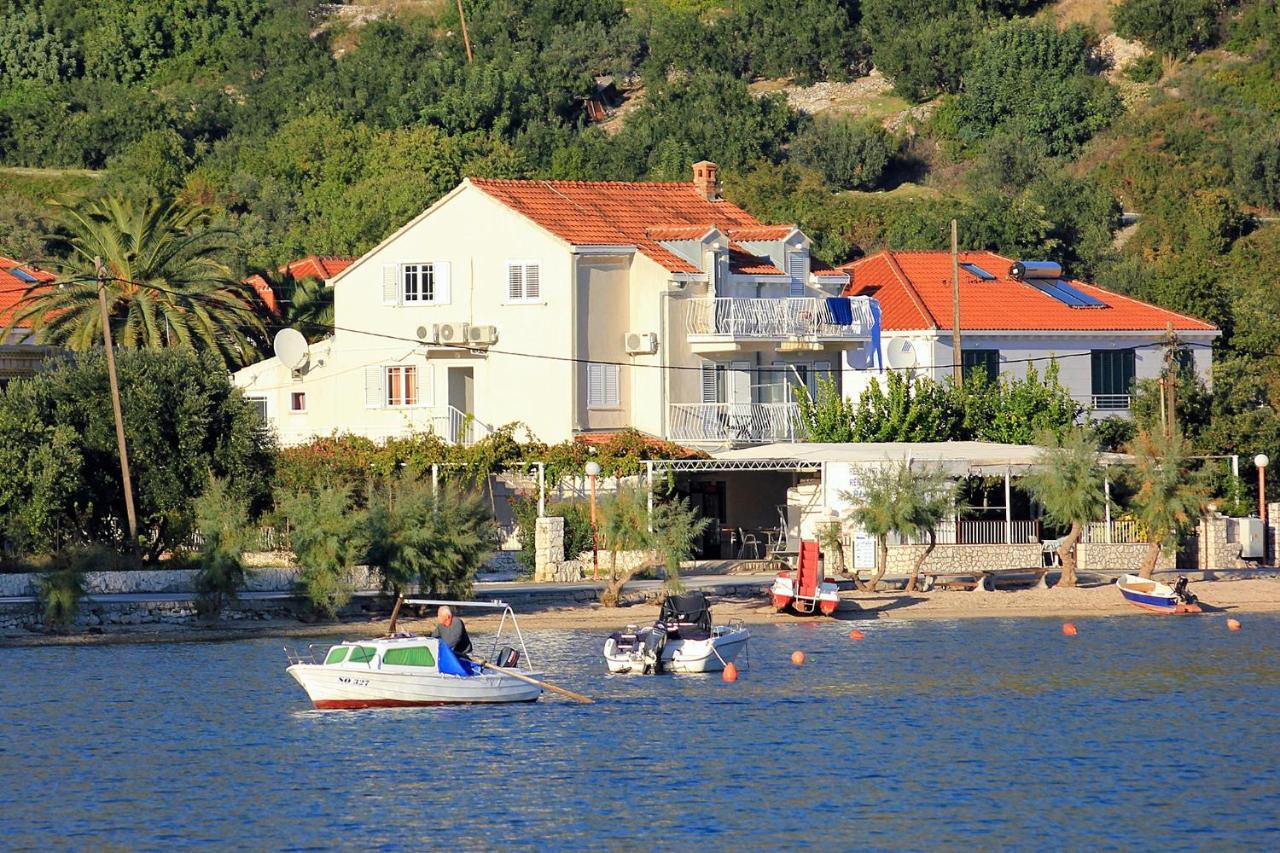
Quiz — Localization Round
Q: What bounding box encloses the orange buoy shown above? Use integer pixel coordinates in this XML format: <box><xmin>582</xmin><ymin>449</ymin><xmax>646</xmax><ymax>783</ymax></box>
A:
<box><xmin>721</xmin><ymin>662</ymin><xmax>738</xmax><ymax>682</ymax></box>
<box><xmin>1227</xmin><ymin>618</ymin><xmax>1242</xmax><ymax>632</ymax></box>
<box><xmin>1062</xmin><ymin>623</ymin><xmax>1078</xmax><ymax>636</ymax></box>
<box><xmin>791</xmin><ymin>650</ymin><xmax>806</xmax><ymax>665</ymax></box>
<box><xmin>848</xmin><ymin>629</ymin><xmax>865</xmax><ymax>640</ymax></box>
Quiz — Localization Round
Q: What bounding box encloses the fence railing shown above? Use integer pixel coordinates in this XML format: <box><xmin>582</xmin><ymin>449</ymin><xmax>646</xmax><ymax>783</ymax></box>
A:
<box><xmin>669</xmin><ymin>402</ymin><xmax>801</xmax><ymax>443</ymax></box>
<box><xmin>1085</xmin><ymin>394</ymin><xmax>1132</xmax><ymax>411</ymax></box>
<box><xmin>185</xmin><ymin>526</ymin><xmax>292</xmax><ymax>552</ymax></box>
<box><xmin>445</xmin><ymin>406</ymin><xmax>491</xmax><ymax>446</ymax></box>
<box><xmin>685</xmin><ymin>296</ymin><xmax>875</xmax><ymax>339</ymax></box>
<box><xmin>1083</xmin><ymin>520</ymin><xmax>1149</xmax><ymax>544</ymax></box>
<box><xmin>881</xmin><ymin>519</ymin><xmax>1041</xmax><ymax>546</ymax></box>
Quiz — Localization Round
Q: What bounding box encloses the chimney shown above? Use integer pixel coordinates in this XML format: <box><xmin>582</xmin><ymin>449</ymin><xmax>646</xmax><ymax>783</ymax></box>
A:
<box><xmin>692</xmin><ymin>160</ymin><xmax>719</xmax><ymax>201</ymax></box>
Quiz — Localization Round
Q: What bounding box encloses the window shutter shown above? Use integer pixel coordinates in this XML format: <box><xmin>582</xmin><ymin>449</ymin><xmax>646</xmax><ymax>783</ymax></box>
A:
<box><xmin>587</xmin><ymin>363</ymin><xmax>604</xmax><ymax>407</ymax></box>
<box><xmin>434</xmin><ymin>261</ymin><xmax>451</xmax><ymax>304</ymax></box>
<box><xmin>507</xmin><ymin>263</ymin><xmax>523</xmax><ymax>301</ymax></box>
<box><xmin>382</xmin><ymin>264</ymin><xmax>400</xmax><ymax>305</ymax></box>
<box><xmin>364</xmin><ymin>366</ymin><xmax>385</xmax><ymax>408</ymax></box>
<box><xmin>524</xmin><ymin>263</ymin><xmax>540</xmax><ymax>300</ymax></box>
<box><xmin>420</xmin><ymin>362</ymin><xmax>434</xmax><ymax>406</ymax></box>
<box><xmin>730</xmin><ymin>360</ymin><xmax>751</xmax><ymax>405</ymax></box>
<box><xmin>701</xmin><ymin>363</ymin><xmax>719</xmax><ymax>404</ymax></box>
<box><xmin>604</xmin><ymin>363</ymin><xmax>619</xmax><ymax>406</ymax></box>
<box><xmin>787</xmin><ymin>251</ymin><xmax>808</xmax><ymax>297</ymax></box>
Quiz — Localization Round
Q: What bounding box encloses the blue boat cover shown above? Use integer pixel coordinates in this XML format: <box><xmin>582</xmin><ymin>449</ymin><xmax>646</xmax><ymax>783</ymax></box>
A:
<box><xmin>825</xmin><ymin>296</ymin><xmax>853</xmax><ymax>325</ymax></box>
<box><xmin>436</xmin><ymin>640</ymin><xmax>478</xmax><ymax>676</ymax></box>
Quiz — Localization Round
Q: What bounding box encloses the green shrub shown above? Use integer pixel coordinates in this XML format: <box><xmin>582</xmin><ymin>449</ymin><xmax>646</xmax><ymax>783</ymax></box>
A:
<box><xmin>1114</xmin><ymin>0</ymin><xmax>1220</xmax><ymax>58</ymax></box>
<box><xmin>276</xmin><ymin>485</ymin><xmax>367</xmax><ymax>618</ymax></box>
<box><xmin>791</xmin><ymin>116</ymin><xmax>894</xmax><ymax>191</ymax></box>
<box><xmin>36</xmin><ymin>566</ymin><xmax>84</xmax><ymax>631</ymax></box>
<box><xmin>1125</xmin><ymin>53</ymin><xmax>1162</xmax><ymax>83</ymax></box>
<box><xmin>1234</xmin><ymin>135</ymin><xmax>1280</xmax><ymax>210</ymax></box>
<box><xmin>366</xmin><ymin>481</ymin><xmax>494</xmax><ymax>598</ymax></box>
<box><xmin>192</xmin><ymin>478</ymin><xmax>250</xmax><ymax>618</ymax></box>
<box><xmin>511</xmin><ymin>495</ymin><xmax>595</xmax><ymax>572</ymax></box>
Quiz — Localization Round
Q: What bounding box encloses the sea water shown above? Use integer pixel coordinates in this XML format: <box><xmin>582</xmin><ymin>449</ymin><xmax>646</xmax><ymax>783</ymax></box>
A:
<box><xmin>2</xmin><ymin>615</ymin><xmax>1278</xmax><ymax>849</ymax></box>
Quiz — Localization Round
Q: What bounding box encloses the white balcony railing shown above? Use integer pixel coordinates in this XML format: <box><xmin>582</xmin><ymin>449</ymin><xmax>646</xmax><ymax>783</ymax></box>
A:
<box><xmin>884</xmin><ymin>520</ymin><xmax>1041</xmax><ymax>546</ymax></box>
<box><xmin>669</xmin><ymin>402</ymin><xmax>802</xmax><ymax>443</ymax></box>
<box><xmin>1089</xmin><ymin>394</ymin><xmax>1132</xmax><ymax>411</ymax></box>
<box><xmin>686</xmin><ymin>297</ymin><xmax>874</xmax><ymax>339</ymax></box>
<box><xmin>1083</xmin><ymin>520</ymin><xmax>1149</xmax><ymax>544</ymax></box>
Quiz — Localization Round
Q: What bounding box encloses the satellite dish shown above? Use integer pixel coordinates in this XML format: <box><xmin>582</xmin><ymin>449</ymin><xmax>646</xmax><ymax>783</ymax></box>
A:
<box><xmin>273</xmin><ymin>328</ymin><xmax>309</xmax><ymax>371</ymax></box>
<box><xmin>885</xmin><ymin>339</ymin><xmax>917</xmax><ymax>369</ymax></box>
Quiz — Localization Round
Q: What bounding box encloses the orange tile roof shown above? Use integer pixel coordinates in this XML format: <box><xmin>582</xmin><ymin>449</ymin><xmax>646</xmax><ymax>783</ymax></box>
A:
<box><xmin>245</xmin><ymin>255</ymin><xmax>354</xmax><ymax>316</ymax></box>
<box><xmin>647</xmin><ymin>224</ymin><xmax>716</xmax><ymax>241</ymax></box>
<box><xmin>470</xmin><ymin>178</ymin><xmax>768</xmax><ymax>275</ymax></box>
<box><xmin>841</xmin><ymin>250</ymin><xmax>1218</xmax><ymax>333</ymax></box>
<box><xmin>0</xmin><ymin>256</ymin><xmax>57</xmax><ymax>328</ymax></box>
<box><xmin>727</xmin><ymin>243</ymin><xmax>784</xmax><ymax>276</ymax></box>
<box><xmin>727</xmin><ymin>225</ymin><xmax>797</xmax><ymax>241</ymax></box>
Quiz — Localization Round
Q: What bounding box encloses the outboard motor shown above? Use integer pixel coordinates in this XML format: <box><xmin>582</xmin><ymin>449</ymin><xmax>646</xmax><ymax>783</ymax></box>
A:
<box><xmin>642</xmin><ymin>624</ymin><xmax>668</xmax><ymax>674</ymax></box>
<box><xmin>1173</xmin><ymin>576</ymin><xmax>1198</xmax><ymax>605</ymax></box>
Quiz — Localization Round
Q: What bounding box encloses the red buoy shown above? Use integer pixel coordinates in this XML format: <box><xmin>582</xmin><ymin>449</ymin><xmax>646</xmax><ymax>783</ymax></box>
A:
<box><xmin>848</xmin><ymin>629</ymin><xmax>865</xmax><ymax>640</ymax></box>
<box><xmin>791</xmin><ymin>650</ymin><xmax>806</xmax><ymax>666</ymax></box>
<box><xmin>722</xmin><ymin>662</ymin><xmax>738</xmax><ymax>682</ymax></box>
<box><xmin>1062</xmin><ymin>623</ymin><xmax>1078</xmax><ymax>636</ymax></box>
<box><xmin>1227</xmin><ymin>618</ymin><xmax>1242</xmax><ymax>632</ymax></box>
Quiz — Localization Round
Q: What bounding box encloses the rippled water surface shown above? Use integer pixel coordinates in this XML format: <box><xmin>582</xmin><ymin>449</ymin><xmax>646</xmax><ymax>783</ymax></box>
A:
<box><xmin>3</xmin><ymin>615</ymin><xmax>1280</xmax><ymax>849</ymax></box>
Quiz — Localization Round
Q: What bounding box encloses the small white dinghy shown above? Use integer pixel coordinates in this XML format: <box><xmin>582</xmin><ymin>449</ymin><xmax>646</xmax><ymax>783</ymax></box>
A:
<box><xmin>603</xmin><ymin>591</ymin><xmax>749</xmax><ymax>674</ymax></box>
<box><xmin>1116</xmin><ymin>574</ymin><xmax>1202</xmax><ymax>615</ymax></box>
<box><xmin>285</xmin><ymin>599</ymin><xmax>542</xmax><ymax>709</ymax></box>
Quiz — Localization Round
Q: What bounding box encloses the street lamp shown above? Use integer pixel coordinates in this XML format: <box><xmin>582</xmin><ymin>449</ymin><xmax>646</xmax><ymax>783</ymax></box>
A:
<box><xmin>1255</xmin><ymin>454</ymin><xmax>1269</xmax><ymax>523</ymax></box>
<box><xmin>585</xmin><ymin>461</ymin><xmax>602</xmax><ymax>580</ymax></box>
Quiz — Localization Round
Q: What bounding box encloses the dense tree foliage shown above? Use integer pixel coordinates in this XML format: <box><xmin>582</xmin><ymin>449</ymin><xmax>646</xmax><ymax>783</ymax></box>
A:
<box><xmin>1114</xmin><ymin>0</ymin><xmax>1221</xmax><ymax>58</ymax></box>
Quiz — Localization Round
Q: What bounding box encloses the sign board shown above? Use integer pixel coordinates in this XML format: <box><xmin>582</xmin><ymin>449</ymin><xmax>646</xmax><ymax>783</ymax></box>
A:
<box><xmin>853</xmin><ymin>532</ymin><xmax>877</xmax><ymax>569</ymax></box>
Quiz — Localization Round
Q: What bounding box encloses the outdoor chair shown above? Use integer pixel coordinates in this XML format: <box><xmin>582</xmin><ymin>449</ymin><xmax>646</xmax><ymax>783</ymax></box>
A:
<box><xmin>738</xmin><ymin>528</ymin><xmax>761</xmax><ymax>559</ymax></box>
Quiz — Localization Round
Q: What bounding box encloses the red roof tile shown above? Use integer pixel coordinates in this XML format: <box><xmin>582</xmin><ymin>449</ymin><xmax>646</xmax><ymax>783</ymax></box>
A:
<box><xmin>647</xmin><ymin>224</ymin><xmax>717</xmax><ymax>241</ymax></box>
<box><xmin>727</xmin><ymin>243</ymin><xmax>784</xmax><ymax>276</ymax></box>
<box><xmin>245</xmin><ymin>255</ymin><xmax>355</xmax><ymax>316</ymax></box>
<box><xmin>840</xmin><ymin>250</ymin><xmax>1218</xmax><ymax>333</ymax></box>
<box><xmin>0</xmin><ymin>256</ymin><xmax>57</xmax><ymax>328</ymax></box>
<box><xmin>727</xmin><ymin>225</ymin><xmax>797</xmax><ymax>241</ymax></box>
<box><xmin>470</xmin><ymin>178</ymin><xmax>768</xmax><ymax>274</ymax></box>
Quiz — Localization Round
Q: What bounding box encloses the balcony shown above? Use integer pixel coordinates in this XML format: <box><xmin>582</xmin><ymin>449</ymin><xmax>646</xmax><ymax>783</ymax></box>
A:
<box><xmin>685</xmin><ymin>297</ymin><xmax>874</xmax><ymax>353</ymax></box>
<box><xmin>669</xmin><ymin>402</ymin><xmax>802</xmax><ymax>444</ymax></box>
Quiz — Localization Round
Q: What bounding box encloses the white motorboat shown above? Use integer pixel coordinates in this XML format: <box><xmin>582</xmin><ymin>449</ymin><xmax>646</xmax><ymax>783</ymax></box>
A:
<box><xmin>603</xmin><ymin>591</ymin><xmax>750</xmax><ymax>674</ymax></box>
<box><xmin>285</xmin><ymin>599</ymin><xmax>542</xmax><ymax>708</ymax></box>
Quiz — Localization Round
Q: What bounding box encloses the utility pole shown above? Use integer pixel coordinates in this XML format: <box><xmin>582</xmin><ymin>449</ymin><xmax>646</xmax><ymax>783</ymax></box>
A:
<box><xmin>456</xmin><ymin>0</ymin><xmax>474</xmax><ymax>63</ymax></box>
<box><xmin>95</xmin><ymin>257</ymin><xmax>138</xmax><ymax>547</ymax></box>
<box><xmin>950</xmin><ymin>219</ymin><xmax>962</xmax><ymax>385</ymax></box>
<box><xmin>1161</xmin><ymin>321</ymin><xmax>1178</xmax><ymax>439</ymax></box>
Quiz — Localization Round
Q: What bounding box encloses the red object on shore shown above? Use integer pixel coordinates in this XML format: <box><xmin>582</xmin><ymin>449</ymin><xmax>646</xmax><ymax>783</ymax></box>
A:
<box><xmin>791</xmin><ymin>650</ymin><xmax>805</xmax><ymax>665</ymax></box>
<box><xmin>848</xmin><ymin>630</ymin><xmax>865</xmax><ymax>640</ymax></box>
<box><xmin>1062</xmin><ymin>623</ymin><xmax>1078</xmax><ymax>636</ymax></box>
<box><xmin>1227</xmin><ymin>618</ymin><xmax>1242</xmax><ymax>631</ymax></box>
<box><xmin>722</xmin><ymin>662</ymin><xmax>738</xmax><ymax>682</ymax></box>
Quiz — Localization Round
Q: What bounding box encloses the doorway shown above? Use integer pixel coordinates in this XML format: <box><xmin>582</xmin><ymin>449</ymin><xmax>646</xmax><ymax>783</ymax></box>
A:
<box><xmin>447</xmin><ymin>366</ymin><xmax>474</xmax><ymax>443</ymax></box>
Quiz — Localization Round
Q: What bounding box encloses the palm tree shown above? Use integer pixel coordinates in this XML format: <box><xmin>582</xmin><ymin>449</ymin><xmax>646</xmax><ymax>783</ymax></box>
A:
<box><xmin>249</xmin><ymin>267</ymin><xmax>335</xmax><ymax>341</ymax></box>
<box><xmin>5</xmin><ymin>195</ymin><xmax>262</xmax><ymax>368</ymax></box>
<box><xmin>1022</xmin><ymin>427</ymin><xmax>1106</xmax><ymax>587</ymax></box>
<box><xmin>1130</xmin><ymin>429</ymin><xmax>1206</xmax><ymax>578</ymax></box>
<box><xmin>845</xmin><ymin>460</ymin><xmax>955</xmax><ymax>592</ymax></box>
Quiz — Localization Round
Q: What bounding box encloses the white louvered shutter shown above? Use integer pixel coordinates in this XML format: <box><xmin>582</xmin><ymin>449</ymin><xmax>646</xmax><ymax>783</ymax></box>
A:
<box><xmin>524</xmin><ymin>263</ymin><xmax>540</xmax><ymax>300</ymax></box>
<box><xmin>420</xmin><ymin>363</ymin><xmax>434</xmax><ymax>406</ymax></box>
<box><xmin>382</xmin><ymin>264</ymin><xmax>400</xmax><ymax>305</ymax></box>
<box><xmin>587</xmin><ymin>363</ymin><xmax>604</xmax><ymax>407</ymax></box>
<box><xmin>787</xmin><ymin>251</ymin><xmax>808</xmax><ymax>297</ymax></box>
<box><xmin>730</xmin><ymin>361</ymin><xmax>751</xmax><ymax>404</ymax></box>
<box><xmin>507</xmin><ymin>263</ymin><xmax>523</xmax><ymax>301</ymax></box>
<box><xmin>604</xmin><ymin>364</ymin><xmax>619</xmax><ymax>406</ymax></box>
<box><xmin>364</xmin><ymin>366</ymin><xmax>385</xmax><ymax>408</ymax></box>
<box><xmin>701</xmin><ymin>363</ymin><xmax>719</xmax><ymax>403</ymax></box>
<box><xmin>434</xmin><ymin>261</ymin><xmax>451</xmax><ymax>304</ymax></box>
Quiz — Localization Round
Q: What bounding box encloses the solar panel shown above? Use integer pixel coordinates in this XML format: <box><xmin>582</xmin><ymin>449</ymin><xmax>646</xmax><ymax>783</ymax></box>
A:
<box><xmin>1030</xmin><ymin>279</ymin><xmax>1107</xmax><ymax>309</ymax></box>
<box><xmin>960</xmin><ymin>262</ymin><xmax>995</xmax><ymax>280</ymax></box>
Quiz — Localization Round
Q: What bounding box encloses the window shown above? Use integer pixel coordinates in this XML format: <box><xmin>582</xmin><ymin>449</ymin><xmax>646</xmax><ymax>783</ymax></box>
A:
<box><xmin>1091</xmin><ymin>348</ymin><xmax>1136</xmax><ymax>409</ymax></box>
<box><xmin>962</xmin><ymin>349</ymin><xmax>1000</xmax><ymax>383</ymax></box>
<box><xmin>386</xmin><ymin>365</ymin><xmax>419</xmax><ymax>407</ymax></box>
<box><xmin>787</xmin><ymin>251</ymin><xmax>808</xmax><ymax>297</ymax></box>
<box><xmin>290</xmin><ymin>392</ymin><xmax>306</xmax><ymax>412</ymax></box>
<box><xmin>324</xmin><ymin>647</ymin><xmax>349</xmax><ymax>665</ymax></box>
<box><xmin>348</xmin><ymin>646</ymin><xmax>377</xmax><ymax>664</ymax></box>
<box><xmin>587</xmin><ymin>362</ymin><xmax>619</xmax><ymax>408</ymax></box>
<box><xmin>507</xmin><ymin>262</ymin><xmax>541</xmax><ymax>302</ymax></box>
<box><xmin>245</xmin><ymin>396</ymin><xmax>268</xmax><ymax>421</ymax></box>
<box><xmin>1174</xmin><ymin>347</ymin><xmax>1195</xmax><ymax>378</ymax></box>
<box><xmin>383</xmin><ymin>646</ymin><xmax>436</xmax><ymax>667</ymax></box>
<box><xmin>402</xmin><ymin>263</ymin><xmax>435</xmax><ymax>303</ymax></box>
<box><xmin>702</xmin><ymin>362</ymin><xmax>725</xmax><ymax>403</ymax></box>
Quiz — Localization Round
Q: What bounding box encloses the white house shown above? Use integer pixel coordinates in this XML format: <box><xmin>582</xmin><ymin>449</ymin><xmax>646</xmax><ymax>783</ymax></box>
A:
<box><xmin>839</xmin><ymin>250</ymin><xmax>1219</xmax><ymax>416</ymax></box>
<box><xmin>234</xmin><ymin>162</ymin><xmax>875</xmax><ymax>446</ymax></box>
<box><xmin>0</xmin><ymin>255</ymin><xmax>59</xmax><ymax>389</ymax></box>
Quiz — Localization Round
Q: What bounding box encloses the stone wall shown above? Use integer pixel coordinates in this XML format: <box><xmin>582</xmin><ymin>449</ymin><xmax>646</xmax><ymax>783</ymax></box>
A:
<box><xmin>882</xmin><ymin>544</ymin><xmax>1044</xmax><ymax>576</ymax></box>
<box><xmin>1077</xmin><ymin>542</ymin><xmax>1173</xmax><ymax>573</ymax></box>
<box><xmin>533</xmin><ymin>516</ymin><xmax>565</xmax><ymax>581</ymax></box>
<box><xmin>0</xmin><ymin>566</ymin><xmax>382</xmax><ymax>599</ymax></box>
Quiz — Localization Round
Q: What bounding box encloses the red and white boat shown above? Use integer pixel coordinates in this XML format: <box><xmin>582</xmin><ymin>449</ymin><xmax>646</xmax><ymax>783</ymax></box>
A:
<box><xmin>770</xmin><ymin>540</ymin><xmax>840</xmax><ymax>616</ymax></box>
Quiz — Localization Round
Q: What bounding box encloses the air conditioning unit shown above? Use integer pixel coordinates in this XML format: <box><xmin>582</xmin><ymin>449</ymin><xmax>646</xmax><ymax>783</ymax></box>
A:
<box><xmin>467</xmin><ymin>324</ymin><xmax>498</xmax><ymax>347</ymax></box>
<box><xmin>433</xmin><ymin>322</ymin><xmax>469</xmax><ymax>346</ymax></box>
<box><xmin>625</xmin><ymin>331</ymin><xmax>658</xmax><ymax>355</ymax></box>
<box><xmin>415</xmin><ymin>325</ymin><xmax>438</xmax><ymax>343</ymax></box>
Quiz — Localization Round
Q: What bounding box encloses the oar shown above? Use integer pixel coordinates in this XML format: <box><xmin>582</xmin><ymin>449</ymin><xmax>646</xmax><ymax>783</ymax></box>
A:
<box><xmin>472</xmin><ymin>657</ymin><xmax>594</xmax><ymax>704</ymax></box>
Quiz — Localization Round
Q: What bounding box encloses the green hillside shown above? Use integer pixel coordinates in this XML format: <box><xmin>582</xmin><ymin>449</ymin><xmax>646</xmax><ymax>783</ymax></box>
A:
<box><xmin>1</xmin><ymin>0</ymin><xmax>1279</xmax><ymax>467</ymax></box>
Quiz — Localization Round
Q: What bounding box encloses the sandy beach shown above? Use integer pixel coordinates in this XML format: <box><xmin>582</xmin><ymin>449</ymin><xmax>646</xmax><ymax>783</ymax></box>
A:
<box><xmin>6</xmin><ymin>574</ymin><xmax>1280</xmax><ymax>646</ymax></box>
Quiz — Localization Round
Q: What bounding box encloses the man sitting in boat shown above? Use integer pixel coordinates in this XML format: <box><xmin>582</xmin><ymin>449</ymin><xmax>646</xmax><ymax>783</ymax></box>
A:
<box><xmin>431</xmin><ymin>606</ymin><xmax>473</xmax><ymax>658</ymax></box>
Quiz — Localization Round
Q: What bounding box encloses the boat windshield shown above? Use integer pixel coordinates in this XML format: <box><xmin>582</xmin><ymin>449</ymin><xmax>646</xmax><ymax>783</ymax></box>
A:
<box><xmin>383</xmin><ymin>646</ymin><xmax>436</xmax><ymax>667</ymax></box>
<box><xmin>324</xmin><ymin>647</ymin><xmax>349</xmax><ymax>665</ymax></box>
<box><xmin>348</xmin><ymin>646</ymin><xmax>378</xmax><ymax>664</ymax></box>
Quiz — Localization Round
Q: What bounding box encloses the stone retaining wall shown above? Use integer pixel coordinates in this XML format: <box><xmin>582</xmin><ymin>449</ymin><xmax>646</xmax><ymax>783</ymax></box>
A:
<box><xmin>1078</xmin><ymin>542</ymin><xmax>1173</xmax><ymax>573</ymax></box>
<box><xmin>0</xmin><ymin>566</ymin><xmax>382</xmax><ymax>599</ymax></box>
<box><xmin>883</xmin><ymin>544</ymin><xmax>1044</xmax><ymax>576</ymax></box>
